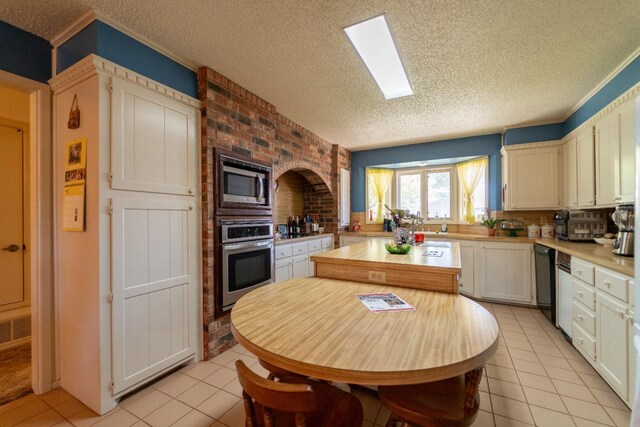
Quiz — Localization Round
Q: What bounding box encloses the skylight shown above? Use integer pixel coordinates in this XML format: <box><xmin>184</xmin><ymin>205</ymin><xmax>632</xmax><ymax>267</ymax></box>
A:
<box><xmin>344</xmin><ymin>14</ymin><xmax>413</xmax><ymax>100</ymax></box>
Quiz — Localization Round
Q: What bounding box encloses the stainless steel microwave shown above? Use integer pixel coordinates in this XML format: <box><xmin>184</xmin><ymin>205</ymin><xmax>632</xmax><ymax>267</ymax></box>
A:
<box><xmin>215</xmin><ymin>148</ymin><xmax>272</xmax><ymax>215</ymax></box>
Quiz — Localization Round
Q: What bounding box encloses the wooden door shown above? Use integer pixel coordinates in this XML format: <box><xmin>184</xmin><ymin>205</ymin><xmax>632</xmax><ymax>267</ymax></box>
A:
<box><xmin>576</xmin><ymin>127</ymin><xmax>595</xmax><ymax>207</ymax></box>
<box><xmin>0</xmin><ymin>126</ymin><xmax>25</xmax><ymax>309</ymax></box>
<box><xmin>478</xmin><ymin>243</ymin><xmax>532</xmax><ymax>303</ymax></box>
<box><xmin>562</xmin><ymin>139</ymin><xmax>577</xmax><ymax>208</ymax></box>
<box><xmin>595</xmin><ymin>113</ymin><xmax>617</xmax><ymax>206</ymax></box>
<box><xmin>111</xmin><ymin>197</ymin><xmax>197</xmax><ymax>394</ymax></box>
<box><xmin>614</xmin><ymin>99</ymin><xmax>635</xmax><ymax>203</ymax></box>
<box><xmin>595</xmin><ymin>291</ymin><xmax>629</xmax><ymax>400</ymax></box>
<box><xmin>111</xmin><ymin>78</ymin><xmax>197</xmax><ymax>196</ymax></box>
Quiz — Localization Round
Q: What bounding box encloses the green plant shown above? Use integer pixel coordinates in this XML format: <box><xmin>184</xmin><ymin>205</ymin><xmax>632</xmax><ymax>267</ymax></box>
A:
<box><xmin>479</xmin><ymin>208</ymin><xmax>503</xmax><ymax>229</ymax></box>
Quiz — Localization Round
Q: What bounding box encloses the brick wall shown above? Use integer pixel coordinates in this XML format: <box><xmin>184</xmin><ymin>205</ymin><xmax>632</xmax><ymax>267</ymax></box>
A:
<box><xmin>198</xmin><ymin>67</ymin><xmax>350</xmax><ymax>358</ymax></box>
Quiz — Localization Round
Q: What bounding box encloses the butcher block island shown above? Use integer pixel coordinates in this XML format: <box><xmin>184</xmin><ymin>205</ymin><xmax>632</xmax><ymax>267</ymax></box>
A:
<box><xmin>311</xmin><ymin>240</ymin><xmax>462</xmax><ymax>293</ymax></box>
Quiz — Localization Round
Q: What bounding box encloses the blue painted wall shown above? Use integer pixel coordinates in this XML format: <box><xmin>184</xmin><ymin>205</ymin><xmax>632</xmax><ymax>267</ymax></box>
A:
<box><xmin>57</xmin><ymin>20</ymin><xmax>197</xmax><ymax>98</ymax></box>
<box><xmin>0</xmin><ymin>20</ymin><xmax>51</xmax><ymax>83</ymax></box>
<box><xmin>351</xmin><ymin>134</ymin><xmax>503</xmax><ymax>211</ymax></box>
<box><xmin>503</xmin><ymin>123</ymin><xmax>563</xmax><ymax>145</ymax></box>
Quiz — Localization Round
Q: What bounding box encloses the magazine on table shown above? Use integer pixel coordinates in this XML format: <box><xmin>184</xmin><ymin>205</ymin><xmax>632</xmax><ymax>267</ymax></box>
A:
<box><xmin>356</xmin><ymin>292</ymin><xmax>415</xmax><ymax>312</ymax></box>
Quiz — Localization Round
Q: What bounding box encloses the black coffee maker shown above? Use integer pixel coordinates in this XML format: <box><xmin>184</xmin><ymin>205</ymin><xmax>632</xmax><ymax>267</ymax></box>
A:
<box><xmin>553</xmin><ymin>211</ymin><xmax>569</xmax><ymax>240</ymax></box>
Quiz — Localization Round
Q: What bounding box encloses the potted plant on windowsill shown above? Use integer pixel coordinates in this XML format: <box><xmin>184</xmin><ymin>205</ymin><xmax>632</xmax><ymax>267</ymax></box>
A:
<box><xmin>479</xmin><ymin>208</ymin><xmax>502</xmax><ymax>236</ymax></box>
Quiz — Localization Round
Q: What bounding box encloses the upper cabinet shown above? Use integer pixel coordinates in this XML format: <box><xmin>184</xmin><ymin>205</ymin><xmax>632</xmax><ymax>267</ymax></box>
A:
<box><xmin>576</xmin><ymin>126</ymin><xmax>595</xmax><ymax>207</ymax></box>
<box><xmin>595</xmin><ymin>97</ymin><xmax>636</xmax><ymax>206</ymax></box>
<box><xmin>502</xmin><ymin>142</ymin><xmax>560</xmax><ymax>210</ymax></box>
<box><xmin>561</xmin><ymin>137</ymin><xmax>577</xmax><ymax>209</ymax></box>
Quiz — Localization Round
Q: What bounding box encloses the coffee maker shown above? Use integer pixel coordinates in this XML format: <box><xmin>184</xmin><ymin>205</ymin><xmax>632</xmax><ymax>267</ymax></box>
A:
<box><xmin>612</xmin><ymin>204</ymin><xmax>634</xmax><ymax>256</ymax></box>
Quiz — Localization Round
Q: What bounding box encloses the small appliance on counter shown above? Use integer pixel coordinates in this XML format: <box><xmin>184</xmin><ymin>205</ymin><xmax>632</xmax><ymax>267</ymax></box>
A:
<box><xmin>500</xmin><ymin>218</ymin><xmax>525</xmax><ymax>237</ymax></box>
<box><xmin>553</xmin><ymin>210</ymin><xmax>607</xmax><ymax>241</ymax></box>
<box><xmin>612</xmin><ymin>203</ymin><xmax>634</xmax><ymax>256</ymax></box>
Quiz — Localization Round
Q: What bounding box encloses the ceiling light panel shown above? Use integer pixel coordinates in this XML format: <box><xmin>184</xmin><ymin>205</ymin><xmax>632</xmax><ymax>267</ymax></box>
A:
<box><xmin>344</xmin><ymin>14</ymin><xmax>413</xmax><ymax>100</ymax></box>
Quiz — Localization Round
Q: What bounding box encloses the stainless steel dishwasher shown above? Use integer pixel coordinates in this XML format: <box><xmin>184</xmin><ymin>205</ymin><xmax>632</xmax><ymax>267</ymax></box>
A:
<box><xmin>534</xmin><ymin>244</ymin><xmax>556</xmax><ymax>324</ymax></box>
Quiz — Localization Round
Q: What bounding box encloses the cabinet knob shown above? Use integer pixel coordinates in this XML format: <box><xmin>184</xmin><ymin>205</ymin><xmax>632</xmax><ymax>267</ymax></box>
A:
<box><xmin>617</xmin><ymin>309</ymin><xmax>626</xmax><ymax>319</ymax></box>
<box><xmin>188</xmin><ymin>205</ymin><xmax>194</xmax><ymax>211</ymax></box>
<box><xmin>577</xmin><ymin>291</ymin><xmax>584</xmax><ymax>297</ymax></box>
<box><xmin>189</xmin><ymin>188</ymin><xmax>195</xmax><ymax>194</ymax></box>
<box><xmin>603</xmin><ymin>280</ymin><xmax>611</xmax><ymax>288</ymax></box>
<box><xmin>577</xmin><ymin>337</ymin><xmax>584</xmax><ymax>344</ymax></box>
<box><xmin>576</xmin><ymin>270</ymin><xmax>582</xmax><ymax>275</ymax></box>
<box><xmin>577</xmin><ymin>315</ymin><xmax>584</xmax><ymax>322</ymax></box>
<box><xmin>614</xmin><ymin>197</ymin><xmax>622</xmax><ymax>201</ymax></box>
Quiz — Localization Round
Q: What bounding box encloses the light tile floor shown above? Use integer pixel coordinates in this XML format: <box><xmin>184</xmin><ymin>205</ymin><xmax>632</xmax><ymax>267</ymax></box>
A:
<box><xmin>0</xmin><ymin>302</ymin><xmax>632</xmax><ymax>427</ymax></box>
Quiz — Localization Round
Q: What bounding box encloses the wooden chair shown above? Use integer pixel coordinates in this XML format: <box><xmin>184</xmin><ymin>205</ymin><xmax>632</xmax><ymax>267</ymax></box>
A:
<box><xmin>258</xmin><ymin>358</ymin><xmax>304</xmax><ymax>381</ymax></box>
<box><xmin>377</xmin><ymin>367</ymin><xmax>484</xmax><ymax>427</ymax></box>
<box><xmin>235</xmin><ymin>360</ymin><xmax>363</xmax><ymax>427</ymax></box>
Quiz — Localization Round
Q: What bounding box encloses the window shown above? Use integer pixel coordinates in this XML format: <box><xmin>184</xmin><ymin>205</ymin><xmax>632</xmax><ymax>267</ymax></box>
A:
<box><xmin>457</xmin><ymin>157</ymin><xmax>488</xmax><ymax>223</ymax></box>
<box><xmin>396</xmin><ymin>167</ymin><xmax>455</xmax><ymax>221</ymax></box>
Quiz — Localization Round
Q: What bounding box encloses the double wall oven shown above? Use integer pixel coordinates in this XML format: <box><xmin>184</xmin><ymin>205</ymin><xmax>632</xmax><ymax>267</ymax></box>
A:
<box><xmin>214</xmin><ymin>148</ymin><xmax>274</xmax><ymax>315</ymax></box>
<box><xmin>220</xmin><ymin>219</ymin><xmax>274</xmax><ymax>312</ymax></box>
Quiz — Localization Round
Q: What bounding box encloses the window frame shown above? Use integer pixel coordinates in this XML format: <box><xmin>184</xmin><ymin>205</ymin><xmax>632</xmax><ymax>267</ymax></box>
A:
<box><xmin>394</xmin><ymin>165</ymin><xmax>458</xmax><ymax>223</ymax></box>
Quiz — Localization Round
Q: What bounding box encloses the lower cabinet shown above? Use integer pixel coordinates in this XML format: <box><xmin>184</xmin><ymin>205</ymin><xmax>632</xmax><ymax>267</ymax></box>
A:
<box><xmin>450</xmin><ymin>240</ymin><xmax>474</xmax><ymax>296</ymax></box>
<box><xmin>275</xmin><ymin>236</ymin><xmax>334</xmax><ymax>281</ymax></box>
<box><xmin>596</xmin><ymin>290</ymin><xmax>631</xmax><ymax>401</ymax></box>
<box><xmin>476</xmin><ymin>242</ymin><xmax>533</xmax><ymax>303</ymax></box>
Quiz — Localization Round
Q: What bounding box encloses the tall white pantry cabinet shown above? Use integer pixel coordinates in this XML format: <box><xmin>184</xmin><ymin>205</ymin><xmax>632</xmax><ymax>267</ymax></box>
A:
<box><xmin>50</xmin><ymin>55</ymin><xmax>201</xmax><ymax>414</ymax></box>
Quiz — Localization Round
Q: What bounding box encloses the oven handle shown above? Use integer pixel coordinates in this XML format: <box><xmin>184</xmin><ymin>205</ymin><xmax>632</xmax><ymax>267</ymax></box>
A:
<box><xmin>256</xmin><ymin>174</ymin><xmax>264</xmax><ymax>202</ymax></box>
<box><xmin>223</xmin><ymin>240</ymin><xmax>272</xmax><ymax>251</ymax></box>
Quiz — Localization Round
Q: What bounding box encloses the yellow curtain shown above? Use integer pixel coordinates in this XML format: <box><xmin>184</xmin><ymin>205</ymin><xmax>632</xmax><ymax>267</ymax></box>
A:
<box><xmin>367</xmin><ymin>168</ymin><xmax>394</xmax><ymax>223</ymax></box>
<box><xmin>456</xmin><ymin>158</ymin><xmax>487</xmax><ymax>224</ymax></box>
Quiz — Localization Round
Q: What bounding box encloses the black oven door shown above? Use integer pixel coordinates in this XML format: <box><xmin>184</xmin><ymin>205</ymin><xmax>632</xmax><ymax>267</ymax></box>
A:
<box><xmin>222</xmin><ymin>239</ymin><xmax>274</xmax><ymax>310</ymax></box>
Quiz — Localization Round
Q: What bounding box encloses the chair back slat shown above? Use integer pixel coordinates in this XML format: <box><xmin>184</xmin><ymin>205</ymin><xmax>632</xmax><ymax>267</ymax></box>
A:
<box><xmin>236</xmin><ymin>360</ymin><xmax>319</xmax><ymax>414</ymax></box>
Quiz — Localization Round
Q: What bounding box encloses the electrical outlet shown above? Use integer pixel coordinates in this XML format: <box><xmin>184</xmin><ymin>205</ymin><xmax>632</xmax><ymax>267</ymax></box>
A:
<box><xmin>368</xmin><ymin>271</ymin><xmax>386</xmax><ymax>282</ymax></box>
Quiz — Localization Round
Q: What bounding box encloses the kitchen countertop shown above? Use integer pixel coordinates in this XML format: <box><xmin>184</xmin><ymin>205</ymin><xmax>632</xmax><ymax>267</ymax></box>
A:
<box><xmin>339</xmin><ymin>231</ymin><xmax>634</xmax><ymax>276</ymax></box>
<box><xmin>274</xmin><ymin>233</ymin><xmax>333</xmax><ymax>245</ymax></box>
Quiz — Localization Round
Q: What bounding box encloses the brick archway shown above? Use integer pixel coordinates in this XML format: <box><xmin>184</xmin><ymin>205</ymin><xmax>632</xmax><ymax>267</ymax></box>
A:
<box><xmin>274</xmin><ymin>160</ymin><xmax>332</xmax><ymax>195</ymax></box>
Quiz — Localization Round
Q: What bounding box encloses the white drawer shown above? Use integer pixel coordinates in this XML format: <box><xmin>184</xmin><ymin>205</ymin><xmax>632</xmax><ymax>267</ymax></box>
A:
<box><xmin>292</xmin><ymin>242</ymin><xmax>309</xmax><ymax>255</ymax></box>
<box><xmin>572</xmin><ymin>322</ymin><xmax>596</xmax><ymax>361</ymax></box>
<box><xmin>571</xmin><ymin>258</ymin><xmax>595</xmax><ymax>285</ymax></box>
<box><xmin>595</xmin><ymin>268</ymin><xmax>630</xmax><ymax>303</ymax></box>
<box><xmin>275</xmin><ymin>244</ymin><xmax>293</xmax><ymax>260</ymax></box>
<box><xmin>308</xmin><ymin>239</ymin><xmax>322</xmax><ymax>252</ymax></box>
<box><xmin>572</xmin><ymin>279</ymin><xmax>596</xmax><ymax>310</ymax></box>
<box><xmin>321</xmin><ymin>237</ymin><xmax>333</xmax><ymax>249</ymax></box>
<box><xmin>572</xmin><ymin>301</ymin><xmax>596</xmax><ymax>335</ymax></box>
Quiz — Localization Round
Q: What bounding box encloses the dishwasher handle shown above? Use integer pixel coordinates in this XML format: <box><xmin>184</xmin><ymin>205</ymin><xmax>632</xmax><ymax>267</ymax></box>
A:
<box><xmin>557</xmin><ymin>263</ymin><xmax>571</xmax><ymax>274</ymax></box>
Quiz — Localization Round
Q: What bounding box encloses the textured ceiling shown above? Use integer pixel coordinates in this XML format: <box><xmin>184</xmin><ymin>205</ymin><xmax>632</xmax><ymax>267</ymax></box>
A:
<box><xmin>1</xmin><ymin>0</ymin><xmax>639</xmax><ymax>150</ymax></box>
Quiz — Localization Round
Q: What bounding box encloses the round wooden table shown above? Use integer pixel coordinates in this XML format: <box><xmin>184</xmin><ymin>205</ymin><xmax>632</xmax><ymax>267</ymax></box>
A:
<box><xmin>231</xmin><ymin>277</ymin><xmax>499</xmax><ymax>385</ymax></box>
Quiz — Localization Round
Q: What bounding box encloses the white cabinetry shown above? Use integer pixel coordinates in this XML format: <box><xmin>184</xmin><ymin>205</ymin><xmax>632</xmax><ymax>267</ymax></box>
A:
<box><xmin>595</xmin><ymin>98</ymin><xmax>636</xmax><ymax>206</ymax></box>
<box><xmin>50</xmin><ymin>56</ymin><xmax>200</xmax><ymax>414</ymax></box>
<box><xmin>450</xmin><ymin>240</ymin><xmax>474</xmax><ymax>296</ymax></box>
<box><xmin>569</xmin><ymin>256</ymin><xmax>635</xmax><ymax>405</ymax></box>
<box><xmin>501</xmin><ymin>142</ymin><xmax>560</xmax><ymax>210</ymax></box>
<box><xmin>561</xmin><ymin>137</ymin><xmax>577</xmax><ymax>208</ymax></box>
<box><xmin>477</xmin><ymin>242</ymin><xmax>533</xmax><ymax>303</ymax></box>
<box><xmin>576</xmin><ymin>126</ymin><xmax>595</xmax><ymax>207</ymax></box>
<box><xmin>274</xmin><ymin>236</ymin><xmax>334</xmax><ymax>281</ymax></box>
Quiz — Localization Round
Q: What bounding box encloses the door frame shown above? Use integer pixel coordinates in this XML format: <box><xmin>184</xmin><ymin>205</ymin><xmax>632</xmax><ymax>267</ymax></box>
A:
<box><xmin>0</xmin><ymin>70</ymin><xmax>53</xmax><ymax>394</ymax></box>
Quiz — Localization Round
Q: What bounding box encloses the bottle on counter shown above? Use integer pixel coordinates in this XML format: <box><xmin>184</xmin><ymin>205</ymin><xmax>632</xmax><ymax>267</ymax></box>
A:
<box><xmin>295</xmin><ymin>216</ymin><xmax>301</xmax><ymax>236</ymax></box>
<box><xmin>288</xmin><ymin>216</ymin><xmax>294</xmax><ymax>237</ymax></box>
<box><xmin>441</xmin><ymin>218</ymin><xmax>448</xmax><ymax>233</ymax></box>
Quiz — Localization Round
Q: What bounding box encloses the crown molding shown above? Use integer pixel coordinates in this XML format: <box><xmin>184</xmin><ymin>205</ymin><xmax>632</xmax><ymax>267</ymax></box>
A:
<box><xmin>561</xmin><ymin>81</ymin><xmax>640</xmax><ymax>142</ymax></box>
<box><xmin>49</xmin><ymin>55</ymin><xmax>201</xmax><ymax>108</ymax></box>
<box><xmin>563</xmin><ymin>46</ymin><xmax>640</xmax><ymax>121</ymax></box>
<box><xmin>501</xmin><ymin>139</ymin><xmax>563</xmax><ymax>152</ymax></box>
<box><xmin>50</xmin><ymin>10</ymin><xmax>97</xmax><ymax>47</ymax></box>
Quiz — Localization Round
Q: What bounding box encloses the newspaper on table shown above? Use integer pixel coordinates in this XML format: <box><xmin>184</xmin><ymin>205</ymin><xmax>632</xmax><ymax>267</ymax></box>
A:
<box><xmin>356</xmin><ymin>292</ymin><xmax>415</xmax><ymax>312</ymax></box>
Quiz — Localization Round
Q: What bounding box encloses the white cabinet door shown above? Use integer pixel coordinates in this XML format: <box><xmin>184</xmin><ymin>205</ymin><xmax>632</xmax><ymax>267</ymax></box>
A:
<box><xmin>596</xmin><ymin>290</ymin><xmax>630</xmax><ymax>400</ymax></box>
<box><xmin>562</xmin><ymin>138</ymin><xmax>578</xmax><ymax>208</ymax></box>
<box><xmin>502</xmin><ymin>145</ymin><xmax>559</xmax><ymax>210</ymax></box>
<box><xmin>275</xmin><ymin>258</ymin><xmax>293</xmax><ymax>282</ymax></box>
<box><xmin>614</xmin><ymin>99</ymin><xmax>636</xmax><ymax>203</ymax></box>
<box><xmin>111</xmin><ymin>78</ymin><xmax>198</xmax><ymax>196</ymax></box>
<box><xmin>595</xmin><ymin>112</ymin><xmax>617</xmax><ymax>206</ymax></box>
<box><xmin>292</xmin><ymin>254</ymin><xmax>309</xmax><ymax>278</ymax></box>
<box><xmin>576</xmin><ymin>127</ymin><xmax>595</xmax><ymax>207</ymax></box>
<box><xmin>308</xmin><ymin>249</ymin><xmax>322</xmax><ymax>277</ymax></box>
<box><xmin>450</xmin><ymin>240</ymin><xmax>474</xmax><ymax>296</ymax></box>
<box><xmin>111</xmin><ymin>198</ymin><xmax>197</xmax><ymax>394</ymax></box>
<box><xmin>477</xmin><ymin>243</ymin><xmax>533</xmax><ymax>303</ymax></box>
